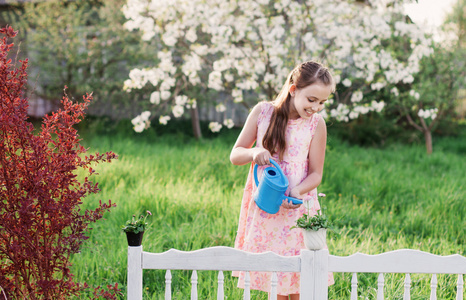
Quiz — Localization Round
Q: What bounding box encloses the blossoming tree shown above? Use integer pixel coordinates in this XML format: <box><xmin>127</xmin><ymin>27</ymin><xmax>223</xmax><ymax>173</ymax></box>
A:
<box><xmin>122</xmin><ymin>0</ymin><xmax>436</xmax><ymax>145</ymax></box>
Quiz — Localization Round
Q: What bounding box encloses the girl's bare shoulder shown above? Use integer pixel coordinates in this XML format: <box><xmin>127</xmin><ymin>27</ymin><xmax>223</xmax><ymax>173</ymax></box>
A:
<box><xmin>315</xmin><ymin>115</ymin><xmax>327</xmax><ymax>135</ymax></box>
<box><xmin>250</xmin><ymin>101</ymin><xmax>269</xmax><ymax>117</ymax></box>
<box><xmin>317</xmin><ymin>114</ymin><xmax>326</xmax><ymax>126</ymax></box>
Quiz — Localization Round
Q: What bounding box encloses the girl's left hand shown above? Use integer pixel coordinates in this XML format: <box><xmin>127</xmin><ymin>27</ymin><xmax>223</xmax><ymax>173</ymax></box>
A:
<box><xmin>290</xmin><ymin>187</ymin><xmax>304</xmax><ymax>199</ymax></box>
<box><xmin>281</xmin><ymin>186</ymin><xmax>303</xmax><ymax>209</ymax></box>
<box><xmin>281</xmin><ymin>199</ymin><xmax>302</xmax><ymax>210</ymax></box>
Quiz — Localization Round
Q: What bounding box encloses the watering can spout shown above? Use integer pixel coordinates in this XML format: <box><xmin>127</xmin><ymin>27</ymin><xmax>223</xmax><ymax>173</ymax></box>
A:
<box><xmin>253</xmin><ymin>158</ymin><xmax>303</xmax><ymax>214</ymax></box>
<box><xmin>284</xmin><ymin>196</ymin><xmax>303</xmax><ymax>205</ymax></box>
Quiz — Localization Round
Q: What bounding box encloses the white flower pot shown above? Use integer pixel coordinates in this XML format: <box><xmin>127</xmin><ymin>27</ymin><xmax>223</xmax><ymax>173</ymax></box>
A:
<box><xmin>302</xmin><ymin>228</ymin><xmax>327</xmax><ymax>250</ymax></box>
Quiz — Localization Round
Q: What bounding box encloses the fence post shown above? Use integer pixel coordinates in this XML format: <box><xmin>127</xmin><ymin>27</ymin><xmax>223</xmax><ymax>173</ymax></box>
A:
<box><xmin>314</xmin><ymin>249</ymin><xmax>329</xmax><ymax>299</ymax></box>
<box><xmin>128</xmin><ymin>246</ymin><xmax>143</xmax><ymax>300</ymax></box>
<box><xmin>300</xmin><ymin>249</ymin><xmax>315</xmax><ymax>299</ymax></box>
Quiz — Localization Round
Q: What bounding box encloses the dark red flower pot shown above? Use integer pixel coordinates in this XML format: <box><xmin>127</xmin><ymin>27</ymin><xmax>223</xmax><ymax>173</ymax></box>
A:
<box><xmin>125</xmin><ymin>231</ymin><xmax>144</xmax><ymax>246</ymax></box>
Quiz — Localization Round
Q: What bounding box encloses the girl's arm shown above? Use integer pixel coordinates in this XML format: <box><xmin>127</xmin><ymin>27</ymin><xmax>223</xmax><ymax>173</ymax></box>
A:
<box><xmin>290</xmin><ymin>117</ymin><xmax>327</xmax><ymax>197</ymax></box>
<box><xmin>230</xmin><ymin>103</ymin><xmax>272</xmax><ymax>166</ymax></box>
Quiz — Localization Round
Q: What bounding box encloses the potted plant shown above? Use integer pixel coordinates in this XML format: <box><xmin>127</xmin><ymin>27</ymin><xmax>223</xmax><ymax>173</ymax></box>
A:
<box><xmin>121</xmin><ymin>211</ymin><xmax>152</xmax><ymax>246</ymax></box>
<box><xmin>294</xmin><ymin>193</ymin><xmax>334</xmax><ymax>250</ymax></box>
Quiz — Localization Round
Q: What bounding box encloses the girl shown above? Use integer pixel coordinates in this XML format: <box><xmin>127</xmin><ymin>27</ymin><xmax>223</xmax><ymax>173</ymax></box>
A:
<box><xmin>230</xmin><ymin>61</ymin><xmax>335</xmax><ymax>300</ymax></box>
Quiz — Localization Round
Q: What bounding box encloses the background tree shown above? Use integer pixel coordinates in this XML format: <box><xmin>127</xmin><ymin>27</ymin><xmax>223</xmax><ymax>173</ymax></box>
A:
<box><xmin>443</xmin><ymin>0</ymin><xmax>466</xmax><ymax>49</ymax></box>
<box><xmin>387</xmin><ymin>0</ymin><xmax>466</xmax><ymax>154</ymax></box>
<box><xmin>122</xmin><ymin>0</ymin><xmax>435</xmax><ymax>142</ymax></box>
<box><xmin>4</xmin><ymin>0</ymin><xmax>152</xmax><ymax>120</ymax></box>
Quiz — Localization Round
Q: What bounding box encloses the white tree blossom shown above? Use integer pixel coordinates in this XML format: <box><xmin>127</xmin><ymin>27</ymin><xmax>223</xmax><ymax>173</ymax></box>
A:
<box><xmin>123</xmin><ymin>0</ymin><xmax>434</xmax><ymax>132</ymax></box>
<box><xmin>215</xmin><ymin>103</ymin><xmax>226</xmax><ymax>113</ymax></box>
<box><xmin>209</xmin><ymin>122</ymin><xmax>222</xmax><ymax>132</ymax></box>
<box><xmin>418</xmin><ymin>108</ymin><xmax>438</xmax><ymax>120</ymax></box>
<box><xmin>351</xmin><ymin>90</ymin><xmax>363</xmax><ymax>103</ymax></box>
<box><xmin>224</xmin><ymin>118</ymin><xmax>235</xmax><ymax>129</ymax></box>
<box><xmin>131</xmin><ymin>110</ymin><xmax>151</xmax><ymax>132</ymax></box>
<box><xmin>159</xmin><ymin>115</ymin><xmax>171</xmax><ymax>125</ymax></box>
<box><xmin>150</xmin><ymin>91</ymin><xmax>160</xmax><ymax>104</ymax></box>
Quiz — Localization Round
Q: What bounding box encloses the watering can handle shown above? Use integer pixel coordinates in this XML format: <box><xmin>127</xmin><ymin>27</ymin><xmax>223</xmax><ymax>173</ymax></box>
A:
<box><xmin>253</xmin><ymin>162</ymin><xmax>259</xmax><ymax>186</ymax></box>
<box><xmin>254</xmin><ymin>158</ymin><xmax>285</xmax><ymax>186</ymax></box>
<box><xmin>253</xmin><ymin>158</ymin><xmax>269</xmax><ymax>186</ymax></box>
<box><xmin>254</xmin><ymin>158</ymin><xmax>285</xmax><ymax>184</ymax></box>
<box><xmin>253</xmin><ymin>159</ymin><xmax>303</xmax><ymax>205</ymax></box>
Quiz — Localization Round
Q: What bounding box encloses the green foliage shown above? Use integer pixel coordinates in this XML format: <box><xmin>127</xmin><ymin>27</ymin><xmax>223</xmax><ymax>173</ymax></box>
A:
<box><xmin>412</xmin><ymin>44</ymin><xmax>464</xmax><ymax>117</ymax></box>
<box><xmin>121</xmin><ymin>211</ymin><xmax>152</xmax><ymax>234</ymax></box>
<box><xmin>294</xmin><ymin>210</ymin><xmax>333</xmax><ymax>231</ymax></box>
<box><xmin>3</xmin><ymin>0</ymin><xmax>152</xmax><ymax>119</ymax></box>
<box><xmin>328</xmin><ymin>112</ymin><xmax>411</xmax><ymax>146</ymax></box>
<box><xmin>69</xmin><ymin>127</ymin><xmax>464</xmax><ymax>299</ymax></box>
<box><xmin>294</xmin><ymin>193</ymin><xmax>336</xmax><ymax>232</ymax></box>
<box><xmin>444</xmin><ymin>0</ymin><xmax>466</xmax><ymax>48</ymax></box>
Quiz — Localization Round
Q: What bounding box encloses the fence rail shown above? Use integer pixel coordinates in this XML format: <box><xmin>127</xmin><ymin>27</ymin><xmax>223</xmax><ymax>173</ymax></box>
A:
<box><xmin>127</xmin><ymin>246</ymin><xmax>466</xmax><ymax>300</ymax></box>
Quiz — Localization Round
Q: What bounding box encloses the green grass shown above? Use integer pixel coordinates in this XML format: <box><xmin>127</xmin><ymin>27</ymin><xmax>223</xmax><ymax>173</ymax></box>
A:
<box><xmin>71</xmin><ymin>125</ymin><xmax>465</xmax><ymax>299</ymax></box>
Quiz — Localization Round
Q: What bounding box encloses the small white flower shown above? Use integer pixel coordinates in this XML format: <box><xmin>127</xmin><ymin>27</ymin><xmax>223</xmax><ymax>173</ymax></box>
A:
<box><xmin>263</xmin><ymin>73</ymin><xmax>275</xmax><ymax>84</ymax></box>
<box><xmin>409</xmin><ymin>90</ymin><xmax>421</xmax><ymax>100</ymax></box>
<box><xmin>371</xmin><ymin>101</ymin><xmax>385</xmax><ymax>113</ymax></box>
<box><xmin>150</xmin><ymin>91</ymin><xmax>160</xmax><ymax>104</ymax></box>
<box><xmin>349</xmin><ymin>111</ymin><xmax>359</xmax><ymax>119</ymax></box>
<box><xmin>403</xmin><ymin>74</ymin><xmax>414</xmax><ymax>84</ymax></box>
<box><xmin>216</xmin><ymin>103</ymin><xmax>226</xmax><ymax>112</ymax></box>
<box><xmin>131</xmin><ymin>115</ymin><xmax>142</xmax><ymax>126</ymax></box>
<box><xmin>159</xmin><ymin>115</ymin><xmax>171</xmax><ymax>125</ymax></box>
<box><xmin>160</xmin><ymin>78</ymin><xmax>175</xmax><ymax>91</ymax></box>
<box><xmin>175</xmin><ymin>95</ymin><xmax>188</xmax><ymax>106</ymax></box>
<box><xmin>223</xmin><ymin>119</ymin><xmax>234</xmax><ymax>129</ymax></box>
<box><xmin>185</xmin><ymin>27</ymin><xmax>197</xmax><ymax>43</ymax></box>
<box><xmin>418</xmin><ymin>108</ymin><xmax>438</xmax><ymax>120</ymax></box>
<box><xmin>342</xmin><ymin>78</ymin><xmax>352</xmax><ymax>87</ymax></box>
<box><xmin>172</xmin><ymin>105</ymin><xmax>184</xmax><ymax>118</ymax></box>
<box><xmin>232</xmin><ymin>89</ymin><xmax>243</xmax><ymax>103</ymax></box>
<box><xmin>161</xmin><ymin>91</ymin><xmax>171</xmax><ymax>100</ymax></box>
<box><xmin>224</xmin><ymin>73</ymin><xmax>234</xmax><ymax>82</ymax></box>
<box><xmin>209</xmin><ymin>122</ymin><xmax>222</xmax><ymax>133</ymax></box>
<box><xmin>131</xmin><ymin>111</ymin><xmax>151</xmax><ymax>132</ymax></box>
<box><xmin>123</xmin><ymin>79</ymin><xmax>133</xmax><ymax>92</ymax></box>
<box><xmin>140</xmin><ymin>111</ymin><xmax>151</xmax><ymax>120</ymax></box>
<box><xmin>371</xmin><ymin>82</ymin><xmax>386</xmax><ymax>91</ymax></box>
<box><xmin>133</xmin><ymin>122</ymin><xmax>146</xmax><ymax>133</ymax></box>
<box><xmin>208</xmin><ymin>71</ymin><xmax>224</xmax><ymax>91</ymax></box>
<box><xmin>188</xmin><ymin>99</ymin><xmax>197</xmax><ymax>109</ymax></box>
<box><xmin>351</xmin><ymin>90</ymin><xmax>363</xmax><ymax>103</ymax></box>
<box><xmin>162</xmin><ymin>34</ymin><xmax>177</xmax><ymax>47</ymax></box>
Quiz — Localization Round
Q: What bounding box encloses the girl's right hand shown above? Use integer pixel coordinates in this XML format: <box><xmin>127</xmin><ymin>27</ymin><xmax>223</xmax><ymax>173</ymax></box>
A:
<box><xmin>252</xmin><ymin>148</ymin><xmax>272</xmax><ymax>166</ymax></box>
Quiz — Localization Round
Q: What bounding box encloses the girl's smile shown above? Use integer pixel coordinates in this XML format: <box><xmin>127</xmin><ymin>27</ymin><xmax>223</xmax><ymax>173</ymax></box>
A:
<box><xmin>289</xmin><ymin>82</ymin><xmax>333</xmax><ymax>120</ymax></box>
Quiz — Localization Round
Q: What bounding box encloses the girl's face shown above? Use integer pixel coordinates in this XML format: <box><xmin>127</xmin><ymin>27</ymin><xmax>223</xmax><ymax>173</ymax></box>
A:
<box><xmin>289</xmin><ymin>82</ymin><xmax>332</xmax><ymax>120</ymax></box>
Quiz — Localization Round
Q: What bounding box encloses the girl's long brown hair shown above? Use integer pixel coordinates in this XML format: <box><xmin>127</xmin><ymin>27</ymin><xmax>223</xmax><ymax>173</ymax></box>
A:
<box><xmin>262</xmin><ymin>61</ymin><xmax>335</xmax><ymax>160</ymax></box>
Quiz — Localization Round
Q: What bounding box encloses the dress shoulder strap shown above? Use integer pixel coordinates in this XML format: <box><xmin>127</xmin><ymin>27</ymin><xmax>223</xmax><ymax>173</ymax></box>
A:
<box><xmin>257</xmin><ymin>101</ymin><xmax>274</xmax><ymax>125</ymax></box>
<box><xmin>310</xmin><ymin>113</ymin><xmax>322</xmax><ymax>138</ymax></box>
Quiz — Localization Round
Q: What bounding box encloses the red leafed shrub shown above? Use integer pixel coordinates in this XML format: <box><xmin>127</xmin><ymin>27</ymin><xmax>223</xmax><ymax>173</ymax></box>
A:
<box><xmin>0</xmin><ymin>26</ymin><xmax>119</xmax><ymax>299</ymax></box>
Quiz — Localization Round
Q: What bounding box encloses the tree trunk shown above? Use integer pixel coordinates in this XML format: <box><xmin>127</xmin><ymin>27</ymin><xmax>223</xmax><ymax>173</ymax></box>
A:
<box><xmin>424</xmin><ymin>130</ymin><xmax>433</xmax><ymax>155</ymax></box>
<box><xmin>190</xmin><ymin>106</ymin><xmax>202</xmax><ymax>139</ymax></box>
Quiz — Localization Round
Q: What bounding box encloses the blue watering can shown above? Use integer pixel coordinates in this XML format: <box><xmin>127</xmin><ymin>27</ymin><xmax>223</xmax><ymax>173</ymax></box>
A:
<box><xmin>253</xmin><ymin>158</ymin><xmax>303</xmax><ymax>214</ymax></box>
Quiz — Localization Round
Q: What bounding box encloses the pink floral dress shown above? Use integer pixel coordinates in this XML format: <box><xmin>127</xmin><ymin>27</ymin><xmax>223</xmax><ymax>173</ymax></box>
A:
<box><xmin>233</xmin><ymin>102</ymin><xmax>334</xmax><ymax>295</ymax></box>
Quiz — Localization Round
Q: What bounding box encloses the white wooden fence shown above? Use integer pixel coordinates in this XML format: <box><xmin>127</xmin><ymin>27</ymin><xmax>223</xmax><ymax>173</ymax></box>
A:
<box><xmin>127</xmin><ymin>246</ymin><xmax>465</xmax><ymax>300</ymax></box>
